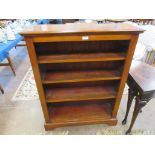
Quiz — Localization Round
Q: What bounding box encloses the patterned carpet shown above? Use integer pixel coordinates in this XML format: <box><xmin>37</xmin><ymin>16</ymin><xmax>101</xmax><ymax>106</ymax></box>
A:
<box><xmin>12</xmin><ymin>67</ymin><xmax>39</xmax><ymax>101</ymax></box>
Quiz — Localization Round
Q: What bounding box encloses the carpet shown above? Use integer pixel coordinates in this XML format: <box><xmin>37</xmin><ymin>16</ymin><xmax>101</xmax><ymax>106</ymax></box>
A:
<box><xmin>12</xmin><ymin>67</ymin><xmax>39</xmax><ymax>101</ymax></box>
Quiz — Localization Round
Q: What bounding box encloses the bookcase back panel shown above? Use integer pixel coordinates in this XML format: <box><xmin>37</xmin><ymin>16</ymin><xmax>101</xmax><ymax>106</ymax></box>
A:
<box><xmin>39</xmin><ymin>61</ymin><xmax>124</xmax><ymax>72</ymax></box>
<box><xmin>43</xmin><ymin>80</ymin><xmax>120</xmax><ymax>89</ymax></box>
<box><xmin>47</xmin><ymin>99</ymin><xmax>115</xmax><ymax>108</ymax></box>
<box><xmin>34</xmin><ymin>40</ymin><xmax>130</xmax><ymax>55</ymax></box>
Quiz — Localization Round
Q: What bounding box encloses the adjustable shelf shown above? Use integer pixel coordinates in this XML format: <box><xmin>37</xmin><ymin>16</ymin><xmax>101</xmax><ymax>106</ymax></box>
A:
<box><xmin>21</xmin><ymin>23</ymin><xmax>144</xmax><ymax>130</ymax></box>
<box><xmin>42</xmin><ymin>70</ymin><xmax>121</xmax><ymax>84</ymax></box>
<box><xmin>38</xmin><ymin>52</ymin><xmax>126</xmax><ymax>64</ymax></box>
<box><xmin>45</xmin><ymin>86</ymin><xmax>117</xmax><ymax>103</ymax></box>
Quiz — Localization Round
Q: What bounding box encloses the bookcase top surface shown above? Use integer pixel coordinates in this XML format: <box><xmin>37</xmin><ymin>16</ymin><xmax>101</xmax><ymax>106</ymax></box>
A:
<box><xmin>20</xmin><ymin>23</ymin><xmax>144</xmax><ymax>36</ymax></box>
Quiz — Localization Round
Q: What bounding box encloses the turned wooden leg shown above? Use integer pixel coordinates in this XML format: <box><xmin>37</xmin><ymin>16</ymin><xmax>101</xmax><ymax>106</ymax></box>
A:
<box><xmin>122</xmin><ymin>88</ymin><xmax>136</xmax><ymax>125</ymax></box>
<box><xmin>0</xmin><ymin>84</ymin><xmax>4</xmax><ymax>94</ymax></box>
<box><xmin>7</xmin><ymin>57</ymin><xmax>16</xmax><ymax>76</ymax></box>
<box><xmin>126</xmin><ymin>96</ymin><xmax>147</xmax><ymax>134</ymax></box>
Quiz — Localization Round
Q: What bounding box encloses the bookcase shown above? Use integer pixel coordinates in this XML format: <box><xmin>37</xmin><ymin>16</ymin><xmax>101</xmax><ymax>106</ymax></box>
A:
<box><xmin>21</xmin><ymin>23</ymin><xmax>144</xmax><ymax>130</ymax></box>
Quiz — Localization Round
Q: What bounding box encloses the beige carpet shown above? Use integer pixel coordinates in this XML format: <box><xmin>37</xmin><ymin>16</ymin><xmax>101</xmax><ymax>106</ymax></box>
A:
<box><xmin>12</xmin><ymin>68</ymin><xmax>39</xmax><ymax>101</ymax></box>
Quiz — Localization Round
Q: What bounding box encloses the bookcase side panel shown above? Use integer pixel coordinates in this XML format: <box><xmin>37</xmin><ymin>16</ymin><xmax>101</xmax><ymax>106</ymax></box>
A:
<box><xmin>25</xmin><ymin>37</ymin><xmax>49</xmax><ymax>122</ymax></box>
<box><xmin>112</xmin><ymin>34</ymin><xmax>139</xmax><ymax>117</ymax></box>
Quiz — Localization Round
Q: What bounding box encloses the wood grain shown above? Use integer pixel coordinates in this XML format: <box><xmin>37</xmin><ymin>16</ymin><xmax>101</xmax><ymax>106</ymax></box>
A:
<box><xmin>35</xmin><ymin>40</ymin><xmax>129</xmax><ymax>54</ymax></box>
<box><xmin>33</xmin><ymin>35</ymin><xmax>132</xmax><ymax>42</ymax></box>
<box><xmin>112</xmin><ymin>35</ymin><xmax>139</xmax><ymax>117</ymax></box>
<box><xmin>38</xmin><ymin>52</ymin><xmax>126</xmax><ymax>64</ymax></box>
<box><xmin>45</xmin><ymin>102</ymin><xmax>117</xmax><ymax>129</ymax></box>
<box><xmin>20</xmin><ymin>23</ymin><xmax>144</xmax><ymax>36</ymax></box>
<box><xmin>22</xmin><ymin>23</ymin><xmax>143</xmax><ymax>130</ymax></box>
<box><xmin>130</xmin><ymin>60</ymin><xmax>155</xmax><ymax>92</ymax></box>
<box><xmin>42</xmin><ymin>70</ymin><xmax>121</xmax><ymax>84</ymax></box>
<box><xmin>45</xmin><ymin>86</ymin><xmax>117</xmax><ymax>103</ymax></box>
<box><xmin>39</xmin><ymin>61</ymin><xmax>124</xmax><ymax>71</ymax></box>
<box><xmin>25</xmin><ymin>38</ymin><xmax>49</xmax><ymax>122</ymax></box>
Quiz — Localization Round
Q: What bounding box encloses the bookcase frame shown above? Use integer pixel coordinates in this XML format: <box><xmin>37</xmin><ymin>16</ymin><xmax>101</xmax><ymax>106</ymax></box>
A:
<box><xmin>21</xmin><ymin>23</ymin><xmax>143</xmax><ymax>130</ymax></box>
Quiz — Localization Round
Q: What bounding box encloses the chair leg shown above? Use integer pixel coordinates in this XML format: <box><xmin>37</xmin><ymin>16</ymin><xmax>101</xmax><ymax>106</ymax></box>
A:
<box><xmin>122</xmin><ymin>88</ymin><xmax>136</xmax><ymax>125</ymax></box>
<box><xmin>7</xmin><ymin>57</ymin><xmax>16</xmax><ymax>76</ymax></box>
<box><xmin>0</xmin><ymin>84</ymin><xmax>4</xmax><ymax>94</ymax></box>
<box><xmin>126</xmin><ymin>96</ymin><xmax>147</xmax><ymax>134</ymax></box>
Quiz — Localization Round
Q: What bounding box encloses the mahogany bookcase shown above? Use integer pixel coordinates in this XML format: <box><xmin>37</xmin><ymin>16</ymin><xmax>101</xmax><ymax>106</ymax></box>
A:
<box><xmin>21</xmin><ymin>23</ymin><xmax>144</xmax><ymax>130</ymax></box>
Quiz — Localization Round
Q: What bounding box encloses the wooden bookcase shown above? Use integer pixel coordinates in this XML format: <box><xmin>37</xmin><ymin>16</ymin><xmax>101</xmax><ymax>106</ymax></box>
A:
<box><xmin>21</xmin><ymin>23</ymin><xmax>144</xmax><ymax>130</ymax></box>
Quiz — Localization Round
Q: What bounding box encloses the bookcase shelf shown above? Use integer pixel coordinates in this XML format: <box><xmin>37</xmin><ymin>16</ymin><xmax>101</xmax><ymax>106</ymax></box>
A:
<box><xmin>47</xmin><ymin>102</ymin><xmax>113</xmax><ymax>129</ymax></box>
<box><xmin>38</xmin><ymin>52</ymin><xmax>126</xmax><ymax>64</ymax></box>
<box><xmin>21</xmin><ymin>23</ymin><xmax>143</xmax><ymax>130</ymax></box>
<box><xmin>42</xmin><ymin>70</ymin><xmax>121</xmax><ymax>84</ymax></box>
<box><xmin>45</xmin><ymin>86</ymin><xmax>117</xmax><ymax>103</ymax></box>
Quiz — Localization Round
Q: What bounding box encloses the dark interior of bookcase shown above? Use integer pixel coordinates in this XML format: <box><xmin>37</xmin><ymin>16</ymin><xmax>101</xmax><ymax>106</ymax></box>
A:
<box><xmin>33</xmin><ymin>40</ymin><xmax>130</xmax><ymax>123</ymax></box>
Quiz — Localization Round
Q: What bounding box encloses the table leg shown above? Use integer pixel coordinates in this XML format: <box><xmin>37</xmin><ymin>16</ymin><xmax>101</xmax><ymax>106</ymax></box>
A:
<box><xmin>126</xmin><ymin>96</ymin><xmax>147</xmax><ymax>134</ymax></box>
<box><xmin>122</xmin><ymin>88</ymin><xmax>137</xmax><ymax>125</ymax></box>
<box><xmin>0</xmin><ymin>84</ymin><xmax>4</xmax><ymax>94</ymax></box>
<box><xmin>7</xmin><ymin>57</ymin><xmax>16</xmax><ymax>76</ymax></box>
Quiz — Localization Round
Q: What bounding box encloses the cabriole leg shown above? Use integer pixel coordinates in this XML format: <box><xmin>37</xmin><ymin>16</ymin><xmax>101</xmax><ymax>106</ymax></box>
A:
<box><xmin>126</xmin><ymin>96</ymin><xmax>147</xmax><ymax>134</ymax></box>
<box><xmin>122</xmin><ymin>88</ymin><xmax>136</xmax><ymax>125</ymax></box>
